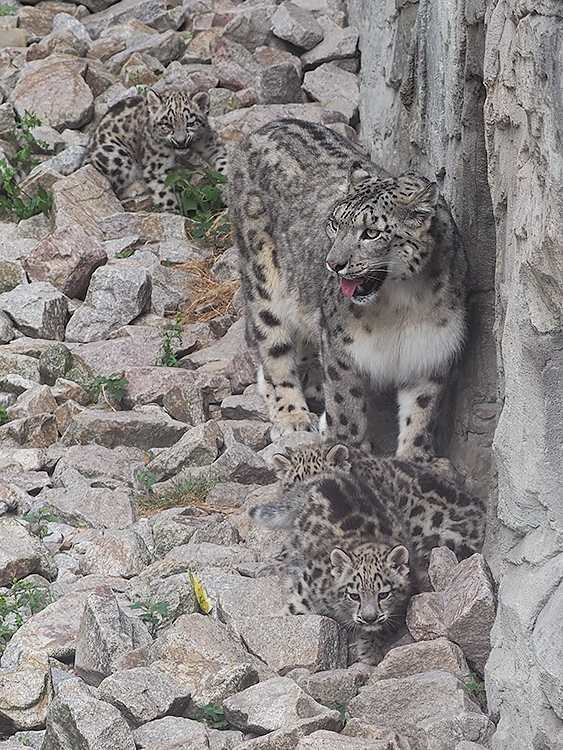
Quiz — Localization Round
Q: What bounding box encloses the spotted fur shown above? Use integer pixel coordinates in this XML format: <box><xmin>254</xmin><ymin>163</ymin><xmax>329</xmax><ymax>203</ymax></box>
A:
<box><xmin>229</xmin><ymin>119</ymin><xmax>467</xmax><ymax>461</ymax></box>
<box><xmin>250</xmin><ymin>442</ymin><xmax>485</xmax><ymax>663</ymax></box>
<box><xmin>85</xmin><ymin>89</ymin><xmax>228</xmax><ymax>211</ymax></box>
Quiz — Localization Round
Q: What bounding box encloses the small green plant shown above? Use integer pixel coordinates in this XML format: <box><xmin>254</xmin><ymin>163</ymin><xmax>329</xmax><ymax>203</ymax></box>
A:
<box><xmin>17</xmin><ymin>733</ymin><xmax>32</xmax><ymax>746</ymax></box>
<box><xmin>202</xmin><ymin>702</ymin><xmax>228</xmax><ymax>729</ymax></box>
<box><xmin>0</xmin><ymin>405</ymin><xmax>8</xmax><ymax>426</ymax></box>
<box><xmin>0</xmin><ymin>578</ymin><xmax>51</xmax><ymax>654</ymax></box>
<box><xmin>95</xmin><ymin>372</ymin><xmax>129</xmax><ymax>408</ymax></box>
<box><xmin>13</xmin><ymin>111</ymin><xmax>49</xmax><ymax>172</ymax></box>
<box><xmin>129</xmin><ymin>600</ymin><xmax>170</xmax><ymax>634</ymax></box>
<box><xmin>0</xmin><ymin>5</ymin><xmax>16</xmax><ymax>15</ymax></box>
<box><xmin>22</xmin><ymin>507</ymin><xmax>58</xmax><ymax>539</ymax></box>
<box><xmin>464</xmin><ymin>672</ymin><xmax>486</xmax><ymax>695</ymax></box>
<box><xmin>0</xmin><ymin>159</ymin><xmax>52</xmax><ymax>220</ymax></box>
<box><xmin>114</xmin><ymin>247</ymin><xmax>136</xmax><ymax>259</ymax></box>
<box><xmin>321</xmin><ymin>701</ymin><xmax>346</xmax><ymax>723</ymax></box>
<box><xmin>165</xmin><ymin>168</ymin><xmax>229</xmax><ymax>246</ymax></box>
<box><xmin>137</xmin><ymin>470</ymin><xmax>157</xmax><ymax>492</ymax></box>
<box><xmin>155</xmin><ymin>317</ymin><xmax>183</xmax><ymax>368</ymax></box>
<box><xmin>137</xmin><ymin>469</ymin><xmax>220</xmax><ymax>515</ymax></box>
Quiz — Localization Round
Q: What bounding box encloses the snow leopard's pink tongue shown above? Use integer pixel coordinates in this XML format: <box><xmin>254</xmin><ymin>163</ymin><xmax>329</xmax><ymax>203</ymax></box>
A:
<box><xmin>341</xmin><ymin>277</ymin><xmax>364</xmax><ymax>297</ymax></box>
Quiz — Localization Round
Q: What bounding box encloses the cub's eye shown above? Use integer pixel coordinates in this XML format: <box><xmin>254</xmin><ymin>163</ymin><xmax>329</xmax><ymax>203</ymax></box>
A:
<box><xmin>378</xmin><ymin>590</ymin><xmax>391</xmax><ymax>601</ymax></box>
<box><xmin>347</xmin><ymin>591</ymin><xmax>361</xmax><ymax>602</ymax></box>
<box><xmin>362</xmin><ymin>228</ymin><xmax>381</xmax><ymax>240</ymax></box>
<box><xmin>327</xmin><ymin>217</ymin><xmax>338</xmax><ymax>233</ymax></box>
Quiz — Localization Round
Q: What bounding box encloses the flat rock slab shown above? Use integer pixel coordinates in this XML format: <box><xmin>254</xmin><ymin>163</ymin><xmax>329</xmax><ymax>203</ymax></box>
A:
<box><xmin>0</xmin><ymin>516</ymin><xmax>41</xmax><ymax>586</ymax></box>
<box><xmin>52</xmin><ymin>165</ymin><xmax>124</xmax><ymax>241</ymax></box>
<box><xmin>75</xmin><ymin>529</ymin><xmax>152</xmax><ymax>578</ymax></box>
<box><xmin>0</xmin><ymin>651</ymin><xmax>52</xmax><ymax>730</ymax></box>
<box><xmin>42</xmin><ymin>485</ymin><xmax>136</xmax><ymax>529</ymax></box>
<box><xmin>0</xmin><ymin>282</ymin><xmax>69</xmax><ymax>341</ymax></box>
<box><xmin>11</xmin><ymin>54</ymin><xmax>94</xmax><ymax>130</ymax></box>
<box><xmin>62</xmin><ymin>409</ymin><xmax>188</xmax><ymax>450</ymax></box>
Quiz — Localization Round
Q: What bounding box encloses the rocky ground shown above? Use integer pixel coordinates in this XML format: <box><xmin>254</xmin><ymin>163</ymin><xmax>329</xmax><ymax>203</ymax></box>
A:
<box><xmin>0</xmin><ymin>0</ymin><xmax>496</xmax><ymax>748</ymax></box>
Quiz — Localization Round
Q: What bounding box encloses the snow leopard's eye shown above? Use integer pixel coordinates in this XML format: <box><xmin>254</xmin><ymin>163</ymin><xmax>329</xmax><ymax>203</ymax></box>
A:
<box><xmin>347</xmin><ymin>590</ymin><xmax>361</xmax><ymax>602</ymax></box>
<box><xmin>378</xmin><ymin>590</ymin><xmax>391</xmax><ymax>601</ymax></box>
<box><xmin>327</xmin><ymin>217</ymin><xmax>338</xmax><ymax>234</ymax></box>
<box><xmin>362</xmin><ymin>227</ymin><xmax>381</xmax><ymax>240</ymax></box>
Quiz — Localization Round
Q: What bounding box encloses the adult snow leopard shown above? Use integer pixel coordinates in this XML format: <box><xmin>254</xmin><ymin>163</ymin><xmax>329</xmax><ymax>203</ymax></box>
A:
<box><xmin>229</xmin><ymin>119</ymin><xmax>467</xmax><ymax>461</ymax></box>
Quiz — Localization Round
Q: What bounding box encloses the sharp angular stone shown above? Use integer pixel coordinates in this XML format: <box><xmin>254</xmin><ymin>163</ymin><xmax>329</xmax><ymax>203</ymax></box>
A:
<box><xmin>65</xmin><ymin>265</ymin><xmax>151</xmax><ymax>343</ymax></box>
<box><xmin>52</xmin><ymin>165</ymin><xmax>124</xmax><ymax>241</ymax></box>
<box><xmin>302</xmin><ymin>62</ymin><xmax>359</xmax><ymax>122</ymax></box>
<box><xmin>222</xmin><ymin>676</ymin><xmax>343</xmax><ymax>734</ymax></box>
<box><xmin>146</xmin><ymin>420</ymin><xmax>224</xmax><ymax>482</ymax></box>
<box><xmin>11</xmin><ymin>55</ymin><xmax>94</xmax><ymax>130</ymax></box>
<box><xmin>42</xmin><ymin>678</ymin><xmax>136</xmax><ymax>750</ymax></box>
<box><xmin>0</xmin><ymin>651</ymin><xmax>52</xmax><ymax>730</ymax></box>
<box><xmin>133</xmin><ymin>715</ymin><xmax>243</xmax><ymax>750</ymax></box>
<box><xmin>75</xmin><ymin>529</ymin><xmax>152</xmax><ymax>578</ymax></box>
<box><xmin>41</xmin><ymin>485</ymin><xmax>137</xmax><ymax>529</ymax></box>
<box><xmin>62</xmin><ymin>408</ymin><xmax>187</xmax><ymax>450</ymax></box>
<box><xmin>0</xmin><ymin>282</ymin><xmax>69</xmax><ymax>341</ymax></box>
<box><xmin>0</xmin><ymin>517</ymin><xmax>41</xmax><ymax>586</ymax></box>
<box><xmin>296</xmin><ymin>732</ymin><xmax>396</xmax><ymax>749</ymax></box>
<box><xmin>370</xmin><ymin>638</ymin><xmax>470</xmax><ymax>683</ymax></box>
<box><xmin>23</xmin><ymin>225</ymin><xmax>107</xmax><ymax>300</ymax></box>
<box><xmin>74</xmin><ymin>585</ymin><xmax>152</xmax><ymax>686</ymax></box>
<box><xmin>272</xmin><ymin>2</ymin><xmax>324</xmax><ymax>50</ymax></box>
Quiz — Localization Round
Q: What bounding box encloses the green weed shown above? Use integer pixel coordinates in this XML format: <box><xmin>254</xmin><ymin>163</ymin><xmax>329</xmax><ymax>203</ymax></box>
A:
<box><xmin>464</xmin><ymin>672</ymin><xmax>486</xmax><ymax>695</ymax></box>
<box><xmin>155</xmin><ymin>317</ymin><xmax>183</xmax><ymax>368</ymax></box>
<box><xmin>22</xmin><ymin>507</ymin><xmax>58</xmax><ymax>539</ymax></box>
<box><xmin>129</xmin><ymin>600</ymin><xmax>170</xmax><ymax>634</ymax></box>
<box><xmin>0</xmin><ymin>6</ymin><xmax>16</xmax><ymax>16</ymax></box>
<box><xmin>13</xmin><ymin>111</ymin><xmax>49</xmax><ymax>172</ymax></box>
<box><xmin>202</xmin><ymin>702</ymin><xmax>228</xmax><ymax>729</ymax></box>
<box><xmin>321</xmin><ymin>701</ymin><xmax>346</xmax><ymax>723</ymax></box>
<box><xmin>0</xmin><ymin>405</ymin><xmax>8</xmax><ymax>426</ymax></box>
<box><xmin>95</xmin><ymin>373</ymin><xmax>129</xmax><ymax>407</ymax></box>
<box><xmin>114</xmin><ymin>247</ymin><xmax>136</xmax><ymax>259</ymax></box>
<box><xmin>137</xmin><ymin>470</ymin><xmax>157</xmax><ymax>492</ymax></box>
<box><xmin>0</xmin><ymin>578</ymin><xmax>51</xmax><ymax>654</ymax></box>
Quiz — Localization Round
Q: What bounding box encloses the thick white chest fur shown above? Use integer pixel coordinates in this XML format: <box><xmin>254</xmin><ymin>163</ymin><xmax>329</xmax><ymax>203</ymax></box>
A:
<box><xmin>345</xmin><ymin>277</ymin><xmax>464</xmax><ymax>388</ymax></box>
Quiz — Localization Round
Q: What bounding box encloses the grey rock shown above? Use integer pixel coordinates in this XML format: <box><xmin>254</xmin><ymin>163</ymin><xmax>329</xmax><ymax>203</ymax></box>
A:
<box><xmin>62</xmin><ymin>408</ymin><xmax>188</xmax><ymax>450</ymax></box>
<box><xmin>98</xmin><ymin>667</ymin><xmax>190</xmax><ymax>726</ymax></box>
<box><xmin>347</xmin><ymin>670</ymin><xmax>484</xmax><ymax>750</ymax></box>
<box><xmin>428</xmin><ymin>546</ymin><xmax>459</xmax><ymax>591</ymax></box>
<box><xmin>271</xmin><ymin>2</ymin><xmax>324</xmax><ymax>50</ymax></box>
<box><xmin>256</xmin><ymin>60</ymin><xmax>303</xmax><ymax>105</ymax></box>
<box><xmin>212</xmin><ymin>443</ymin><xmax>277</xmax><ymax>485</ymax></box>
<box><xmin>52</xmin><ymin>444</ymin><xmax>145</xmax><ymax>490</ymax></box>
<box><xmin>146</xmin><ymin>420</ymin><xmax>224</xmax><ymax>482</ymax></box>
<box><xmin>0</xmin><ymin>259</ymin><xmax>27</xmax><ymax>295</ymax></box>
<box><xmin>42</xmin><ymin>678</ymin><xmax>136</xmax><ymax>750</ymax></box>
<box><xmin>133</xmin><ymin>715</ymin><xmax>243</xmax><ymax>750</ymax></box>
<box><xmin>211</xmin><ymin>35</ymin><xmax>261</xmax><ymax>92</ymax></box>
<box><xmin>7</xmin><ymin>385</ymin><xmax>58</xmax><ymax>421</ymax></box>
<box><xmin>301</xmin><ymin>17</ymin><xmax>358</xmax><ymax>68</ymax></box>
<box><xmin>163</xmin><ymin>382</ymin><xmax>208</xmax><ymax>425</ymax></box>
<box><xmin>370</xmin><ymin>638</ymin><xmax>470</xmax><ymax>683</ymax></box>
<box><xmin>0</xmin><ymin>648</ymin><xmax>52</xmax><ymax>730</ymax></box>
<box><xmin>341</xmin><ymin>718</ymin><xmax>411</xmax><ymax>749</ymax></box>
<box><xmin>302</xmin><ymin>62</ymin><xmax>359</xmax><ymax>122</ymax></box>
<box><xmin>75</xmin><ymin>529</ymin><xmax>152</xmax><ymax>578</ymax></box>
<box><xmin>1</xmin><ymin>590</ymin><xmax>90</xmax><ymax>669</ymax></box>
<box><xmin>455</xmin><ymin>743</ymin><xmax>488</xmax><ymax>750</ymax></box>
<box><xmin>11</xmin><ymin>55</ymin><xmax>94</xmax><ymax>130</ymax></box>
<box><xmin>83</xmin><ymin>0</ymin><xmax>168</xmax><ymax>39</ymax></box>
<box><xmin>97</xmin><ymin>211</ymin><xmax>189</xmax><ymax>243</ymax></box>
<box><xmin>74</xmin><ymin>585</ymin><xmax>152</xmax><ymax>686</ymax></box>
<box><xmin>24</xmin><ymin>225</ymin><xmax>107</xmax><ymax>301</ymax></box>
<box><xmin>0</xmin><ymin>282</ymin><xmax>69</xmax><ymax>341</ymax></box>
<box><xmin>296</xmin><ymin>732</ymin><xmax>396</xmax><ymax>749</ymax></box>
<box><xmin>165</xmin><ymin>541</ymin><xmax>257</xmax><ymax>574</ymax></box>
<box><xmin>65</xmin><ymin>265</ymin><xmax>151</xmax><ymax>343</ymax></box>
<box><xmin>0</xmin><ymin>517</ymin><xmax>41</xmax><ymax>587</ymax></box>
<box><xmin>0</xmin><ymin>310</ymin><xmax>15</xmax><ymax>344</ymax></box>
<box><xmin>420</xmin><ymin>710</ymin><xmax>494</xmax><ymax>750</ymax></box>
<box><xmin>292</xmin><ymin>663</ymin><xmax>373</xmax><ymax>712</ymax></box>
<box><xmin>41</xmin><ymin>485</ymin><xmax>137</xmax><ymax>529</ymax></box>
<box><xmin>222</xmin><ymin>4</ymin><xmax>276</xmax><ymax>52</ymax></box>
<box><xmin>240</xmin><ymin>614</ymin><xmax>348</xmax><ymax>675</ymax></box>
<box><xmin>0</xmin><ymin>352</ymin><xmax>41</xmax><ymax>383</ymax></box>
<box><xmin>220</xmin><ymin>392</ymin><xmax>269</xmax><ymax>421</ymax></box>
<box><xmin>222</xmin><ymin>676</ymin><xmax>344</xmax><ymax>734</ymax></box>
<box><xmin>218</xmin><ymin>420</ymin><xmax>271</xmax><ymax>452</ymax></box>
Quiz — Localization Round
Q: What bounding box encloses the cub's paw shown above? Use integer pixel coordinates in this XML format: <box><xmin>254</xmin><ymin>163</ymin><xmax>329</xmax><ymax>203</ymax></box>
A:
<box><xmin>270</xmin><ymin>409</ymin><xmax>318</xmax><ymax>441</ymax></box>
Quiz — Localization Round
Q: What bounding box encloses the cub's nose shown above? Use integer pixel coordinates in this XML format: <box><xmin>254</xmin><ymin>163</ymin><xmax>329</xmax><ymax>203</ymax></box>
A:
<box><xmin>327</xmin><ymin>261</ymin><xmax>346</xmax><ymax>273</ymax></box>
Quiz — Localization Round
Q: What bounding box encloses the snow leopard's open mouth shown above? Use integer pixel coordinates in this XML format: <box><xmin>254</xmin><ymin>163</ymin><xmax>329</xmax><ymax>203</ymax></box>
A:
<box><xmin>340</xmin><ymin>268</ymin><xmax>388</xmax><ymax>299</ymax></box>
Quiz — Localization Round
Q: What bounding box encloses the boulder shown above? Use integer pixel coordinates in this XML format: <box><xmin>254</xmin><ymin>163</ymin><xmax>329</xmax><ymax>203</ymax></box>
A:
<box><xmin>0</xmin><ymin>282</ymin><xmax>69</xmax><ymax>341</ymax></box>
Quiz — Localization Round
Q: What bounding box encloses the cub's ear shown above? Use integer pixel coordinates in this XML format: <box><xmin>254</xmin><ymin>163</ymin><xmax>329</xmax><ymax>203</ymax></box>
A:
<box><xmin>387</xmin><ymin>545</ymin><xmax>410</xmax><ymax>576</ymax></box>
<box><xmin>347</xmin><ymin>162</ymin><xmax>372</xmax><ymax>192</ymax></box>
<box><xmin>146</xmin><ymin>90</ymin><xmax>161</xmax><ymax>108</ymax></box>
<box><xmin>272</xmin><ymin>452</ymin><xmax>292</xmax><ymax>477</ymax></box>
<box><xmin>330</xmin><ymin>547</ymin><xmax>353</xmax><ymax>577</ymax></box>
<box><xmin>192</xmin><ymin>91</ymin><xmax>210</xmax><ymax>116</ymax></box>
<box><xmin>326</xmin><ymin>443</ymin><xmax>351</xmax><ymax>472</ymax></box>
<box><xmin>396</xmin><ymin>172</ymin><xmax>440</xmax><ymax>223</ymax></box>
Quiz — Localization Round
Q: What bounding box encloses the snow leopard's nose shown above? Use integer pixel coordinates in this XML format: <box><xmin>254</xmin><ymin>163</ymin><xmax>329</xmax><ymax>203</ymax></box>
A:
<box><xmin>326</xmin><ymin>261</ymin><xmax>346</xmax><ymax>273</ymax></box>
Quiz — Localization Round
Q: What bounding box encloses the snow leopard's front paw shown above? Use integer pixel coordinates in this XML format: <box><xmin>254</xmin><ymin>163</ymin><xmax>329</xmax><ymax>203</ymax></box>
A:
<box><xmin>270</xmin><ymin>409</ymin><xmax>318</xmax><ymax>441</ymax></box>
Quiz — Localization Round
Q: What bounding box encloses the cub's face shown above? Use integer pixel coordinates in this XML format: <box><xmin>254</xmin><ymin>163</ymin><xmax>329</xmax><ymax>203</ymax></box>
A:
<box><xmin>325</xmin><ymin>168</ymin><xmax>440</xmax><ymax>304</ymax></box>
<box><xmin>330</xmin><ymin>544</ymin><xmax>412</xmax><ymax>629</ymax></box>
<box><xmin>147</xmin><ymin>90</ymin><xmax>209</xmax><ymax>149</ymax></box>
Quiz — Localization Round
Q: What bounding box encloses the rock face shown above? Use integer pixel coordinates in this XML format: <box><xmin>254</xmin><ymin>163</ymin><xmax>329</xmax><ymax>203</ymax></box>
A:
<box><xmin>347</xmin><ymin>0</ymin><xmax>563</xmax><ymax>747</ymax></box>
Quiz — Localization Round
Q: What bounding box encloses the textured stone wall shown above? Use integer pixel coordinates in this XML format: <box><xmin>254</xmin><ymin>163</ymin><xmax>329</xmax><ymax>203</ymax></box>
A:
<box><xmin>346</xmin><ymin>0</ymin><xmax>563</xmax><ymax>746</ymax></box>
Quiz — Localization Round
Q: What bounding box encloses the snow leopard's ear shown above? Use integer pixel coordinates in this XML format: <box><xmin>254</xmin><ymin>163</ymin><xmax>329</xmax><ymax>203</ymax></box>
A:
<box><xmin>325</xmin><ymin>444</ymin><xmax>351</xmax><ymax>472</ymax></box>
<box><xmin>191</xmin><ymin>91</ymin><xmax>210</xmax><ymax>116</ymax></box>
<box><xmin>387</xmin><ymin>545</ymin><xmax>410</xmax><ymax>576</ymax></box>
<box><xmin>396</xmin><ymin>172</ymin><xmax>440</xmax><ymax>223</ymax></box>
<box><xmin>330</xmin><ymin>548</ymin><xmax>353</xmax><ymax>577</ymax></box>
<box><xmin>346</xmin><ymin>162</ymin><xmax>372</xmax><ymax>193</ymax></box>
<box><xmin>271</xmin><ymin>452</ymin><xmax>292</xmax><ymax>477</ymax></box>
<box><xmin>146</xmin><ymin>90</ymin><xmax>161</xmax><ymax>109</ymax></box>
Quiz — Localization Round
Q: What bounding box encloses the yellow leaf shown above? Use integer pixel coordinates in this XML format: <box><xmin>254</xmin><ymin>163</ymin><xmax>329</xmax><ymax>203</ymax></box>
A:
<box><xmin>189</xmin><ymin>571</ymin><xmax>213</xmax><ymax>614</ymax></box>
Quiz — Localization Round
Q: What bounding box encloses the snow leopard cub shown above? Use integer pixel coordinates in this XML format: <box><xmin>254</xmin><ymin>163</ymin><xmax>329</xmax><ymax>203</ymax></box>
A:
<box><xmin>86</xmin><ymin>89</ymin><xmax>228</xmax><ymax>211</ymax></box>
<box><xmin>229</xmin><ymin>119</ymin><xmax>467</xmax><ymax>461</ymax></box>
<box><xmin>250</xmin><ymin>442</ymin><xmax>484</xmax><ymax>664</ymax></box>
